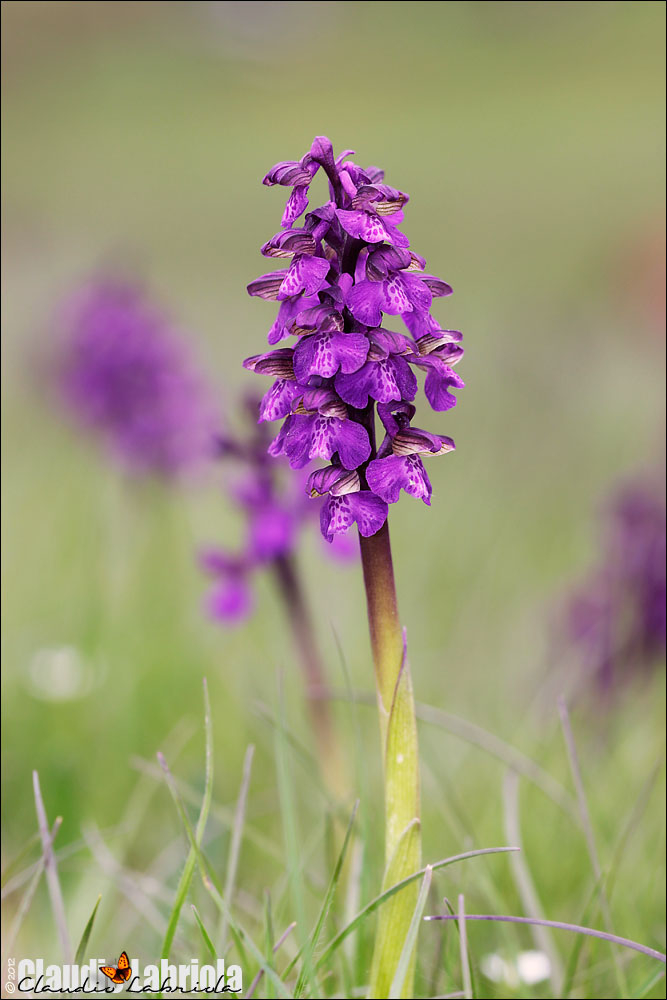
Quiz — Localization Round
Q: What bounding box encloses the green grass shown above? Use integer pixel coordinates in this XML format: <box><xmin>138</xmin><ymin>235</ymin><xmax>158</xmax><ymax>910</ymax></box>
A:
<box><xmin>1</xmin><ymin>2</ymin><xmax>665</xmax><ymax>997</ymax></box>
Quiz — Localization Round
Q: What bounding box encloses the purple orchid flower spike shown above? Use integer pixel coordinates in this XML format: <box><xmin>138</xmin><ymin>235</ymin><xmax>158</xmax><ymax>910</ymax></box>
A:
<box><xmin>245</xmin><ymin>136</ymin><xmax>464</xmax><ymax>542</ymax></box>
<box><xmin>58</xmin><ymin>279</ymin><xmax>219</xmax><ymax>478</ymax></box>
<box><xmin>244</xmin><ymin>137</ymin><xmax>467</xmax><ymax>996</ymax></box>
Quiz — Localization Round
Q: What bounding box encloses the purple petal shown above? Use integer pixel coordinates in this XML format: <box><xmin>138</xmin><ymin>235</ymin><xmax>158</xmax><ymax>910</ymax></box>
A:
<box><xmin>289</xmin><ymin>413</ymin><xmax>369</xmax><ymax>470</ymax></box>
<box><xmin>421</xmin><ymin>274</ymin><xmax>453</xmax><ymax>297</ymax></box>
<box><xmin>350</xmin><ymin>491</ymin><xmax>389</xmax><ymax>536</ymax></box>
<box><xmin>293</xmin><ymin>303</ymin><xmax>344</xmax><ymax>334</ymax></box>
<box><xmin>281</xmin><ymin>414</ymin><xmax>316</xmax><ymax>468</ymax></box>
<box><xmin>259</xmin><ymin>379</ymin><xmax>302</xmax><ymax>421</ymax></box>
<box><xmin>307</xmin><ymin>464</ymin><xmax>360</xmax><ymax>497</ymax></box>
<box><xmin>339</xmin><ymin>168</ymin><xmax>357</xmax><ymax>199</ymax></box>
<box><xmin>382</xmin><ymin>275</ymin><xmax>413</xmax><ymax>315</ymax></box>
<box><xmin>293</xmin><ymin>330</ymin><xmax>369</xmax><ymax>381</ymax></box>
<box><xmin>377</xmin><ymin>400</ymin><xmax>416</xmax><ymax>437</ymax></box>
<box><xmin>367</xmin><ymin>454</ymin><xmax>432</xmax><ymax>505</ymax></box>
<box><xmin>278</xmin><ymin>256</ymin><xmax>330</xmax><ymax>299</ymax></box>
<box><xmin>346</xmin><ymin>279</ymin><xmax>385</xmax><ymax>326</ymax></box>
<box><xmin>392</xmin><ymin>427</ymin><xmax>456</xmax><ymax>456</ymax></box>
<box><xmin>392</xmin><ymin>355</ymin><xmax>418</xmax><ymax>400</ymax></box>
<box><xmin>261</xmin><ymin>229</ymin><xmax>317</xmax><ymax>258</ymax></box>
<box><xmin>248</xmin><ymin>506</ymin><xmax>294</xmax><ymax>560</ymax></box>
<box><xmin>268</xmin><ymin>419</ymin><xmax>290</xmax><ymax>458</ymax></box>
<box><xmin>281</xmin><ymin>185</ymin><xmax>311</xmax><ymax>228</ymax></box>
<box><xmin>243</xmin><ymin>348</ymin><xmax>294</xmax><ymax>378</ymax></box>
<box><xmin>424</xmin><ymin>368</ymin><xmax>464</xmax><ymax>411</ymax></box>
<box><xmin>401</xmin><ymin>309</ymin><xmax>441</xmax><ymax>339</ymax></box>
<box><xmin>267</xmin><ymin>296</ymin><xmax>317</xmax><ymax>345</ymax></box>
<box><xmin>310</xmin><ymin>135</ymin><xmax>336</xmax><ymax>172</ymax></box>
<box><xmin>263</xmin><ymin>160</ymin><xmax>313</xmax><ymax>187</ymax></box>
<box><xmin>207</xmin><ymin>575</ymin><xmax>254</xmax><ymax>625</ymax></box>
<box><xmin>379</xmin><ymin>219</ymin><xmax>410</xmax><ymax>249</ymax></box>
<box><xmin>369</xmin><ymin>328</ymin><xmax>413</xmax><ymax>358</ymax></box>
<box><xmin>279</xmin><ymin>413</ymin><xmax>367</xmax><ymax>469</ymax></box>
<box><xmin>199</xmin><ymin>547</ymin><xmax>243</xmax><ymax>576</ymax></box>
<box><xmin>335</xmin><ymin>331</ymin><xmax>370</xmax><ymax>373</ymax></box>
<box><xmin>336</xmin><ymin>209</ymin><xmax>405</xmax><ymax>246</ymax></box>
<box><xmin>333</xmin><ymin>418</ymin><xmax>371</xmax><ymax>469</ymax></box>
<box><xmin>334</xmin><ymin>363</ymin><xmax>375</xmax><ymax>408</ymax></box>
<box><xmin>366</xmin><ymin>245</ymin><xmax>413</xmax><ymax>281</ymax></box>
<box><xmin>320</xmin><ymin>491</ymin><xmax>388</xmax><ymax>541</ymax></box>
<box><xmin>320</xmin><ymin>495</ymin><xmax>356</xmax><ymax>541</ymax></box>
<box><xmin>323</xmin><ymin>529</ymin><xmax>358</xmax><ymax>562</ymax></box>
<box><xmin>400</xmin><ymin>271</ymin><xmax>433</xmax><ymax>312</ymax></box>
<box><xmin>335</xmin><ymin>356</ymin><xmax>416</xmax><ymax>408</ymax></box>
<box><xmin>247</xmin><ymin>271</ymin><xmax>288</xmax><ymax>301</ymax></box>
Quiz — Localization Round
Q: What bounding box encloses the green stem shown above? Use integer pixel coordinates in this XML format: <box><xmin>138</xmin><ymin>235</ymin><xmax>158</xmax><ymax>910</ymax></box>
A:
<box><xmin>359</xmin><ymin>522</ymin><xmax>422</xmax><ymax>999</ymax></box>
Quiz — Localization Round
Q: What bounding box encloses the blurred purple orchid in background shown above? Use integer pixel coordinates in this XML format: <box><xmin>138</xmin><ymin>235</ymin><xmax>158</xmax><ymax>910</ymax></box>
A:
<box><xmin>566</xmin><ymin>477</ymin><xmax>666</xmax><ymax>694</ymax></box>
<box><xmin>244</xmin><ymin>135</ymin><xmax>464</xmax><ymax>543</ymax></box>
<box><xmin>59</xmin><ymin>279</ymin><xmax>219</xmax><ymax>477</ymax></box>
<box><xmin>200</xmin><ymin>396</ymin><xmax>307</xmax><ymax>625</ymax></box>
<box><xmin>200</xmin><ymin>395</ymin><xmax>355</xmax><ymax>626</ymax></box>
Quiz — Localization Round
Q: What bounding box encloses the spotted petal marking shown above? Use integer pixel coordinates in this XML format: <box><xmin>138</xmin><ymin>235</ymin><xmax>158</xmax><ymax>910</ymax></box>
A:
<box><xmin>293</xmin><ymin>330</ymin><xmax>369</xmax><ymax>381</ymax></box>
<box><xmin>336</xmin><ymin>210</ymin><xmax>410</xmax><ymax>249</ymax></box>
<box><xmin>320</xmin><ymin>495</ymin><xmax>356</xmax><ymax>541</ymax></box>
<box><xmin>320</xmin><ymin>491</ymin><xmax>388</xmax><ymax>541</ymax></box>
<box><xmin>335</xmin><ymin>357</ymin><xmax>417</xmax><ymax>408</ymax></box>
<box><xmin>367</xmin><ymin>454</ymin><xmax>432</xmax><ymax>505</ymax></box>
<box><xmin>278</xmin><ymin>256</ymin><xmax>330</xmax><ymax>299</ymax></box>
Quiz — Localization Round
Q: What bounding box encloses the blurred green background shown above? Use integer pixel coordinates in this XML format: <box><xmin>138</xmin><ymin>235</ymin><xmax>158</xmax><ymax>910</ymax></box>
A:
<box><xmin>2</xmin><ymin>1</ymin><xmax>665</xmax><ymax>994</ymax></box>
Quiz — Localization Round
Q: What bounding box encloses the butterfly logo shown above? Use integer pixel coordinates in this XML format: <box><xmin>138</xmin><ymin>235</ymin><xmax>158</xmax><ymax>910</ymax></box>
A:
<box><xmin>100</xmin><ymin>951</ymin><xmax>131</xmax><ymax>985</ymax></box>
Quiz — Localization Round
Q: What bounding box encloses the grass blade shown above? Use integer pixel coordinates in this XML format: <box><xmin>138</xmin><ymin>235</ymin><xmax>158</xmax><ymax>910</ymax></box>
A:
<box><xmin>157</xmin><ymin>749</ymin><xmax>293</xmax><ymax>998</ymax></box>
<box><xmin>423</xmin><ymin>913</ymin><xmax>667</xmax><ymax>962</ymax></box>
<box><xmin>74</xmin><ymin>894</ymin><xmax>102</xmax><ymax>964</ymax></box>
<box><xmin>558</xmin><ymin>696</ymin><xmax>628</xmax><ymax>996</ymax></box>
<box><xmin>457</xmin><ymin>894</ymin><xmax>473</xmax><ymax>1000</ymax></box>
<box><xmin>33</xmin><ymin>771</ymin><xmax>71</xmax><ymax>962</ymax></box>
<box><xmin>246</xmin><ymin>922</ymin><xmax>297</xmax><ymax>1000</ymax></box>
<box><xmin>273</xmin><ymin>676</ymin><xmax>314</xmax><ymax>993</ymax></box>
<box><xmin>191</xmin><ymin>904</ymin><xmax>217</xmax><ymax>961</ymax></box>
<box><xmin>634</xmin><ymin>967</ymin><xmax>666</xmax><ymax>998</ymax></box>
<box><xmin>160</xmin><ymin>678</ymin><xmax>214</xmax><ymax>964</ymax></box>
<box><xmin>219</xmin><ymin>743</ymin><xmax>254</xmax><ymax>952</ymax></box>
<box><xmin>293</xmin><ymin>800</ymin><xmax>359</xmax><ymax>997</ymax></box>
<box><xmin>315</xmin><ymin>846</ymin><xmax>517</xmax><ymax>971</ymax></box>
<box><xmin>389</xmin><ymin>864</ymin><xmax>433</xmax><ymax>999</ymax></box>
<box><xmin>4</xmin><ymin>818</ymin><xmax>61</xmax><ymax>956</ymax></box>
<box><xmin>1</xmin><ymin>833</ymin><xmax>41</xmax><ymax>889</ymax></box>
<box><xmin>328</xmin><ymin>689</ymin><xmax>576</xmax><ymax>818</ymax></box>
<box><xmin>502</xmin><ymin>769</ymin><xmax>563</xmax><ymax>992</ymax></box>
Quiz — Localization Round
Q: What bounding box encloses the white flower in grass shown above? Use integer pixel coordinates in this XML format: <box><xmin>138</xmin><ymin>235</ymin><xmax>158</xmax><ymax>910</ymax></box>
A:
<box><xmin>27</xmin><ymin>646</ymin><xmax>93</xmax><ymax>701</ymax></box>
<box><xmin>481</xmin><ymin>949</ymin><xmax>551</xmax><ymax>988</ymax></box>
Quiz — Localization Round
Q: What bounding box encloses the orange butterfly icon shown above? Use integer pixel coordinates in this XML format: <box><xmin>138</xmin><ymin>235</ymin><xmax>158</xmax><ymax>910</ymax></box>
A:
<box><xmin>100</xmin><ymin>951</ymin><xmax>131</xmax><ymax>985</ymax></box>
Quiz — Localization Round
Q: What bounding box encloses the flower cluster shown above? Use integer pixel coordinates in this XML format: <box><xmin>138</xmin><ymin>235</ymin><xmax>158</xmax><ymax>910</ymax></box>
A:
<box><xmin>59</xmin><ymin>279</ymin><xmax>218</xmax><ymax>477</ymax></box>
<box><xmin>567</xmin><ymin>480</ymin><xmax>666</xmax><ymax>692</ymax></box>
<box><xmin>244</xmin><ymin>136</ymin><xmax>464</xmax><ymax>542</ymax></box>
